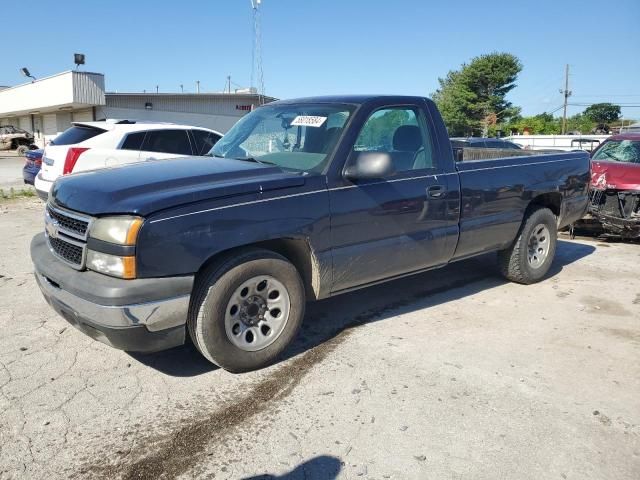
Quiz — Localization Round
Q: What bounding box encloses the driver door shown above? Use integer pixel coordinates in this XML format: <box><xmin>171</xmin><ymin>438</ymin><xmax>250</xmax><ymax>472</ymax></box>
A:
<box><xmin>329</xmin><ymin>105</ymin><xmax>458</xmax><ymax>293</ymax></box>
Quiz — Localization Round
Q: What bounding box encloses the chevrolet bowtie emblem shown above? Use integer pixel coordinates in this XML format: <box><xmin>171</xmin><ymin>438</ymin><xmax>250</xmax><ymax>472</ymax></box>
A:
<box><xmin>46</xmin><ymin>216</ymin><xmax>60</xmax><ymax>239</ymax></box>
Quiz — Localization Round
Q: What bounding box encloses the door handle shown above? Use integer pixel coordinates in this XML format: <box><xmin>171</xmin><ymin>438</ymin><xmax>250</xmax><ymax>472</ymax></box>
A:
<box><xmin>427</xmin><ymin>185</ymin><xmax>446</xmax><ymax>198</ymax></box>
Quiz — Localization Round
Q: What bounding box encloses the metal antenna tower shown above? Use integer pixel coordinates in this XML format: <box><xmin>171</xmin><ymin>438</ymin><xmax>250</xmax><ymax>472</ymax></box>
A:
<box><xmin>250</xmin><ymin>0</ymin><xmax>265</xmax><ymax>102</ymax></box>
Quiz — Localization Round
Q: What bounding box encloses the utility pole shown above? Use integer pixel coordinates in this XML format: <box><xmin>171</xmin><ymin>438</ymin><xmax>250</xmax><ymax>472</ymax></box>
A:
<box><xmin>560</xmin><ymin>64</ymin><xmax>572</xmax><ymax>135</ymax></box>
<box><xmin>180</xmin><ymin>84</ymin><xmax>184</xmax><ymax>93</ymax></box>
<box><xmin>196</xmin><ymin>80</ymin><xmax>200</xmax><ymax>94</ymax></box>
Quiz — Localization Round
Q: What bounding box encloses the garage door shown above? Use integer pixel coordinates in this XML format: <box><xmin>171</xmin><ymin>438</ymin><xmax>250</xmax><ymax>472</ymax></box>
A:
<box><xmin>56</xmin><ymin>112</ymin><xmax>72</xmax><ymax>133</ymax></box>
<box><xmin>72</xmin><ymin>109</ymin><xmax>93</xmax><ymax>123</ymax></box>
<box><xmin>43</xmin><ymin>114</ymin><xmax>57</xmax><ymax>143</ymax></box>
<box><xmin>18</xmin><ymin>116</ymin><xmax>31</xmax><ymax>133</ymax></box>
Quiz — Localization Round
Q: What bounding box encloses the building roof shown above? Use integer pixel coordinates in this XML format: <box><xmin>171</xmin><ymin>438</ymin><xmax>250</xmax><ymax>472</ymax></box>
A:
<box><xmin>106</xmin><ymin>92</ymin><xmax>278</xmax><ymax>102</ymax></box>
<box><xmin>271</xmin><ymin>94</ymin><xmax>429</xmax><ymax>105</ymax></box>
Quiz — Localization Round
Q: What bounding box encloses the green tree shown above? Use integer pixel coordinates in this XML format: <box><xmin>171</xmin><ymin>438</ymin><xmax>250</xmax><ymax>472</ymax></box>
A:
<box><xmin>584</xmin><ymin>103</ymin><xmax>621</xmax><ymax>124</ymax></box>
<box><xmin>432</xmin><ymin>52</ymin><xmax>522</xmax><ymax>136</ymax></box>
<box><xmin>565</xmin><ymin>113</ymin><xmax>596</xmax><ymax>135</ymax></box>
<box><xmin>501</xmin><ymin>111</ymin><xmax>598</xmax><ymax>135</ymax></box>
<box><xmin>502</xmin><ymin>113</ymin><xmax>560</xmax><ymax>135</ymax></box>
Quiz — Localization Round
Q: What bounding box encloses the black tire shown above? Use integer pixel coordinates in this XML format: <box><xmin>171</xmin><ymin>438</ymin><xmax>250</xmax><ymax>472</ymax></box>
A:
<box><xmin>16</xmin><ymin>145</ymin><xmax>28</xmax><ymax>156</ymax></box>
<box><xmin>188</xmin><ymin>248</ymin><xmax>305</xmax><ymax>373</ymax></box>
<box><xmin>498</xmin><ymin>207</ymin><xmax>558</xmax><ymax>284</ymax></box>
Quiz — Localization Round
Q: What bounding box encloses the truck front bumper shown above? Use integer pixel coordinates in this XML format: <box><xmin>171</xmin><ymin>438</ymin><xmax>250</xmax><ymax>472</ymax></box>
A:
<box><xmin>31</xmin><ymin>233</ymin><xmax>194</xmax><ymax>353</ymax></box>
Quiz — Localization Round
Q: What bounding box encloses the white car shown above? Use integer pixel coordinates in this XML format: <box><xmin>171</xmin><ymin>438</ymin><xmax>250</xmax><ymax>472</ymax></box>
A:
<box><xmin>35</xmin><ymin>120</ymin><xmax>222</xmax><ymax>201</ymax></box>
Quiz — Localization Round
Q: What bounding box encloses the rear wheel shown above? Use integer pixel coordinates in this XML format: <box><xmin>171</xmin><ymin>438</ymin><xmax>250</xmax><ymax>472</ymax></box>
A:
<box><xmin>498</xmin><ymin>207</ymin><xmax>557</xmax><ymax>284</ymax></box>
<box><xmin>188</xmin><ymin>249</ymin><xmax>305</xmax><ymax>373</ymax></box>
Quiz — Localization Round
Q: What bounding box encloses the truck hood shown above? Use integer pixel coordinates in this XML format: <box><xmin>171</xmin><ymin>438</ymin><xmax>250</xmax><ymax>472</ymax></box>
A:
<box><xmin>50</xmin><ymin>156</ymin><xmax>307</xmax><ymax>216</ymax></box>
<box><xmin>591</xmin><ymin>160</ymin><xmax>640</xmax><ymax>191</ymax></box>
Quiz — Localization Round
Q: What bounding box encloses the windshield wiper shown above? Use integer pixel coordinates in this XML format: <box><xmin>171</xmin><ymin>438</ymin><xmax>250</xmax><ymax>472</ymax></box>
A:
<box><xmin>235</xmin><ymin>156</ymin><xmax>278</xmax><ymax>166</ymax></box>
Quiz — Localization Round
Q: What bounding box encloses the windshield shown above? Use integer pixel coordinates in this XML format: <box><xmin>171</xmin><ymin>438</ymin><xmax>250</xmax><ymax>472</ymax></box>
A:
<box><xmin>211</xmin><ymin>103</ymin><xmax>354</xmax><ymax>173</ymax></box>
<box><xmin>592</xmin><ymin>140</ymin><xmax>640</xmax><ymax>164</ymax></box>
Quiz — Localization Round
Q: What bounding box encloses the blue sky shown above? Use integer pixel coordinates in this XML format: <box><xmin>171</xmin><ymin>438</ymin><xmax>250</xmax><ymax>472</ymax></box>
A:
<box><xmin>3</xmin><ymin>0</ymin><xmax>639</xmax><ymax>119</ymax></box>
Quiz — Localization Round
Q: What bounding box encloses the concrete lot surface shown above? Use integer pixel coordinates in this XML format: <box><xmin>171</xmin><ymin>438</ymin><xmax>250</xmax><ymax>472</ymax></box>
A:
<box><xmin>0</xmin><ymin>198</ymin><xmax>638</xmax><ymax>479</ymax></box>
<box><xmin>0</xmin><ymin>154</ymin><xmax>30</xmax><ymax>191</ymax></box>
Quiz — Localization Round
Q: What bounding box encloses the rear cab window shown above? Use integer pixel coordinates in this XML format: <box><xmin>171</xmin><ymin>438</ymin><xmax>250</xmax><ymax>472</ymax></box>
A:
<box><xmin>50</xmin><ymin>125</ymin><xmax>106</xmax><ymax>146</ymax></box>
<box><xmin>504</xmin><ymin>141</ymin><xmax>521</xmax><ymax>149</ymax></box>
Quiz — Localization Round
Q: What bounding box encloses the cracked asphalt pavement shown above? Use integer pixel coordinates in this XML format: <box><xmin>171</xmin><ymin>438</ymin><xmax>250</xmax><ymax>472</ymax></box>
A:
<box><xmin>1</xmin><ymin>198</ymin><xmax>639</xmax><ymax>479</ymax></box>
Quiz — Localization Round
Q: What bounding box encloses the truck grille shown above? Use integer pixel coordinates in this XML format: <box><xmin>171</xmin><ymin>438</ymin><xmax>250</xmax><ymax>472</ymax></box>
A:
<box><xmin>45</xmin><ymin>204</ymin><xmax>93</xmax><ymax>269</ymax></box>
<box><xmin>48</xmin><ymin>236</ymin><xmax>85</xmax><ymax>266</ymax></box>
<box><xmin>46</xmin><ymin>205</ymin><xmax>90</xmax><ymax>239</ymax></box>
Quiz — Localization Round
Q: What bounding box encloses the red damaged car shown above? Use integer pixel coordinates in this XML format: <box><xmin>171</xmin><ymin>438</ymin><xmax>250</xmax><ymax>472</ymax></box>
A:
<box><xmin>588</xmin><ymin>133</ymin><xmax>640</xmax><ymax>238</ymax></box>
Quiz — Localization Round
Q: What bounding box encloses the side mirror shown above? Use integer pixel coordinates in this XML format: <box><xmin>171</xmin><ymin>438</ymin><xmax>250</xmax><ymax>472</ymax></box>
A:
<box><xmin>344</xmin><ymin>151</ymin><xmax>395</xmax><ymax>180</ymax></box>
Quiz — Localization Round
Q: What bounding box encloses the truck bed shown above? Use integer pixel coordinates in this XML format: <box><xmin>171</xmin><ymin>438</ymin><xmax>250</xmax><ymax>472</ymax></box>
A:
<box><xmin>453</xmin><ymin>152</ymin><xmax>590</xmax><ymax>260</ymax></box>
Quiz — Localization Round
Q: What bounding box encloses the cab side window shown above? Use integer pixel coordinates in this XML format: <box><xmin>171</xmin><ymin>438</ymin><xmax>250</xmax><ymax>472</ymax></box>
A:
<box><xmin>354</xmin><ymin>107</ymin><xmax>434</xmax><ymax>173</ymax></box>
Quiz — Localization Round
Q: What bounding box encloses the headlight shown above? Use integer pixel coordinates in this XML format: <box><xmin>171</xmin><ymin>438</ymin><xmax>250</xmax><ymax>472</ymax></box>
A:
<box><xmin>86</xmin><ymin>250</ymin><xmax>136</xmax><ymax>279</ymax></box>
<box><xmin>90</xmin><ymin>216</ymin><xmax>143</xmax><ymax>245</ymax></box>
<box><xmin>87</xmin><ymin>216</ymin><xmax>142</xmax><ymax>278</ymax></box>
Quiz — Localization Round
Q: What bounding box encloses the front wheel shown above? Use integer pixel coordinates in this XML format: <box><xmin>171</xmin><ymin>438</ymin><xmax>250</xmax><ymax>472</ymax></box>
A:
<box><xmin>188</xmin><ymin>249</ymin><xmax>305</xmax><ymax>373</ymax></box>
<box><xmin>498</xmin><ymin>207</ymin><xmax>558</xmax><ymax>284</ymax></box>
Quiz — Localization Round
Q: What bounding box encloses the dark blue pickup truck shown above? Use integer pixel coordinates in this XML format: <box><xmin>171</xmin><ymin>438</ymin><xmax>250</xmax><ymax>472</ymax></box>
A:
<box><xmin>31</xmin><ymin>95</ymin><xmax>590</xmax><ymax>372</ymax></box>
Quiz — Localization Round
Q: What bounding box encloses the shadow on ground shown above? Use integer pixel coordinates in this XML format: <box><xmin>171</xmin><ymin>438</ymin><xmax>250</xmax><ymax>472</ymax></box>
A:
<box><xmin>242</xmin><ymin>455</ymin><xmax>341</xmax><ymax>480</ymax></box>
<box><xmin>131</xmin><ymin>239</ymin><xmax>595</xmax><ymax>377</ymax></box>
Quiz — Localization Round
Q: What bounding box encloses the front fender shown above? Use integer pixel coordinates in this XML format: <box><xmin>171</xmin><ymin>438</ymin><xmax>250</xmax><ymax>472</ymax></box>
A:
<box><xmin>136</xmin><ymin>183</ymin><xmax>331</xmax><ymax>279</ymax></box>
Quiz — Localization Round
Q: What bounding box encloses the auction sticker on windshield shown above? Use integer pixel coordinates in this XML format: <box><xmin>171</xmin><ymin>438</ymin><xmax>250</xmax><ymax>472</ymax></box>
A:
<box><xmin>291</xmin><ymin>116</ymin><xmax>327</xmax><ymax>127</ymax></box>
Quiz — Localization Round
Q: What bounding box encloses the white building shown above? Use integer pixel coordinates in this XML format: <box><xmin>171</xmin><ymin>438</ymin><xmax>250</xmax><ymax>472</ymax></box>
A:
<box><xmin>505</xmin><ymin>134</ymin><xmax>610</xmax><ymax>152</ymax></box>
<box><xmin>0</xmin><ymin>71</ymin><xmax>275</xmax><ymax>146</ymax></box>
<box><xmin>621</xmin><ymin>122</ymin><xmax>640</xmax><ymax>133</ymax></box>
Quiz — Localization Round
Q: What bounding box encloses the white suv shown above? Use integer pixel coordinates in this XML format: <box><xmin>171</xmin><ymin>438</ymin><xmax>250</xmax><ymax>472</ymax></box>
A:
<box><xmin>35</xmin><ymin>121</ymin><xmax>222</xmax><ymax>201</ymax></box>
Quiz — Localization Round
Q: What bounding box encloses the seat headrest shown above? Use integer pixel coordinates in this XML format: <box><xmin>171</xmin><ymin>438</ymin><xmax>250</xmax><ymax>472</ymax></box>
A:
<box><xmin>393</xmin><ymin>125</ymin><xmax>422</xmax><ymax>151</ymax></box>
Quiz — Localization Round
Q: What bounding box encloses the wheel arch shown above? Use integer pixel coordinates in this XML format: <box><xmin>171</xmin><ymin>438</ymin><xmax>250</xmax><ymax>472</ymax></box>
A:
<box><xmin>527</xmin><ymin>192</ymin><xmax>562</xmax><ymax>218</ymax></box>
<box><xmin>195</xmin><ymin>237</ymin><xmax>324</xmax><ymax>301</ymax></box>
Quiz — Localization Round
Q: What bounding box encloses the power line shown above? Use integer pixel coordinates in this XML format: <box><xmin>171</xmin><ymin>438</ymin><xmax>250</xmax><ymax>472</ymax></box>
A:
<box><xmin>547</xmin><ymin>104</ymin><xmax>565</xmax><ymax>115</ymax></box>
<box><xmin>569</xmin><ymin>103</ymin><xmax>640</xmax><ymax>107</ymax></box>
<box><xmin>571</xmin><ymin>94</ymin><xmax>640</xmax><ymax>98</ymax></box>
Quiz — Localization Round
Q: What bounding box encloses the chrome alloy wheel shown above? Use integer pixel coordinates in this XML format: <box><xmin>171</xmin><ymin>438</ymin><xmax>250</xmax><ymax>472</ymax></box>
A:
<box><xmin>527</xmin><ymin>224</ymin><xmax>550</xmax><ymax>269</ymax></box>
<box><xmin>224</xmin><ymin>275</ymin><xmax>291</xmax><ymax>352</ymax></box>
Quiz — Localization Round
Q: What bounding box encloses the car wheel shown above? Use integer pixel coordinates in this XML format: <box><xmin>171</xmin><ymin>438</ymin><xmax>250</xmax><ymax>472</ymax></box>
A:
<box><xmin>498</xmin><ymin>207</ymin><xmax>557</xmax><ymax>284</ymax></box>
<box><xmin>16</xmin><ymin>145</ymin><xmax>28</xmax><ymax>156</ymax></box>
<box><xmin>188</xmin><ymin>248</ymin><xmax>305</xmax><ymax>373</ymax></box>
